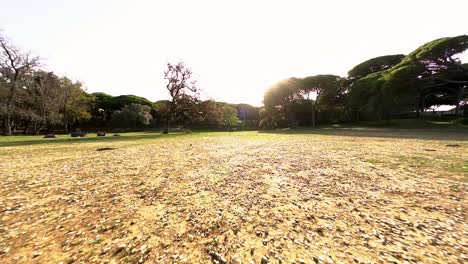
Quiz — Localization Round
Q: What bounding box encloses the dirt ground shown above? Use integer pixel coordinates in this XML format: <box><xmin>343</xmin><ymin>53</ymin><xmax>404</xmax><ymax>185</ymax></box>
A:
<box><xmin>0</xmin><ymin>129</ymin><xmax>467</xmax><ymax>263</ymax></box>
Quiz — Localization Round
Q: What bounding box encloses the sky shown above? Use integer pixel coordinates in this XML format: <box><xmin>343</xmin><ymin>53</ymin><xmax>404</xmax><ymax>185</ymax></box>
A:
<box><xmin>1</xmin><ymin>0</ymin><xmax>467</xmax><ymax>106</ymax></box>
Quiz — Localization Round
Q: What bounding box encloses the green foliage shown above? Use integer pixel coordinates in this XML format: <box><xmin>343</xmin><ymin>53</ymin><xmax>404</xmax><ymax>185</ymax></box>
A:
<box><xmin>454</xmin><ymin>117</ymin><xmax>468</xmax><ymax>125</ymax></box>
<box><xmin>303</xmin><ymin>75</ymin><xmax>345</xmax><ymax>109</ymax></box>
<box><xmin>263</xmin><ymin>78</ymin><xmax>304</xmax><ymax>127</ymax></box>
<box><xmin>198</xmin><ymin>101</ymin><xmax>241</xmax><ymax>129</ymax></box>
<box><xmin>301</xmin><ymin>75</ymin><xmax>342</xmax><ymax>97</ymax></box>
<box><xmin>382</xmin><ymin>35</ymin><xmax>468</xmax><ymax>111</ymax></box>
<box><xmin>259</xmin><ymin>108</ymin><xmax>268</xmax><ymax>119</ymax></box>
<box><xmin>59</xmin><ymin>77</ymin><xmax>93</xmax><ymax>128</ymax></box>
<box><xmin>264</xmin><ymin>77</ymin><xmax>302</xmax><ymax>109</ymax></box>
<box><xmin>347</xmin><ymin>74</ymin><xmax>387</xmax><ymax>119</ymax></box>
<box><xmin>348</xmin><ymin>54</ymin><xmax>405</xmax><ymax>81</ymax></box>
<box><xmin>402</xmin><ymin>35</ymin><xmax>468</xmax><ymax>63</ymax></box>
<box><xmin>113</xmin><ymin>95</ymin><xmax>156</xmax><ymax>109</ymax></box>
<box><xmin>259</xmin><ymin>117</ymin><xmax>276</xmax><ymax>130</ymax></box>
<box><xmin>234</xmin><ymin>103</ymin><xmax>260</xmax><ymax>128</ymax></box>
<box><xmin>220</xmin><ymin>104</ymin><xmax>240</xmax><ymax>127</ymax></box>
<box><xmin>92</xmin><ymin>93</ymin><xmax>158</xmax><ymax>126</ymax></box>
<box><xmin>3</xmin><ymin>32</ymin><xmax>467</xmax><ymax>133</ymax></box>
<box><xmin>111</xmin><ymin>103</ymin><xmax>153</xmax><ymax>128</ymax></box>
<box><xmin>262</xmin><ymin>75</ymin><xmax>346</xmax><ymax>127</ymax></box>
<box><xmin>344</xmin><ymin>35</ymin><xmax>468</xmax><ymax>122</ymax></box>
<box><xmin>93</xmin><ymin>93</ymin><xmax>156</xmax><ymax>113</ymax></box>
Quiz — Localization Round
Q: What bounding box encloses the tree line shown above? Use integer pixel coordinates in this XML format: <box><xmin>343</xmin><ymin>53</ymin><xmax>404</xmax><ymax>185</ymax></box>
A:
<box><xmin>0</xmin><ymin>33</ymin><xmax>259</xmax><ymax>135</ymax></box>
<box><xmin>1</xmin><ymin>33</ymin><xmax>467</xmax><ymax>135</ymax></box>
<box><xmin>260</xmin><ymin>35</ymin><xmax>468</xmax><ymax>128</ymax></box>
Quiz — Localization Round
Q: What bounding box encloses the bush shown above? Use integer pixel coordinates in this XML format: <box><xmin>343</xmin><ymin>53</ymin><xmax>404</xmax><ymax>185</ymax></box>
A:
<box><xmin>259</xmin><ymin>118</ymin><xmax>276</xmax><ymax>130</ymax></box>
<box><xmin>111</xmin><ymin>104</ymin><xmax>153</xmax><ymax>128</ymax></box>
<box><xmin>454</xmin><ymin>117</ymin><xmax>468</xmax><ymax>126</ymax></box>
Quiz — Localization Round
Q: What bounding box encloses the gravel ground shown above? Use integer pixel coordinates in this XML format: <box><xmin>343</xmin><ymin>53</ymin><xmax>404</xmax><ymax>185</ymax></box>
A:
<box><xmin>0</xmin><ymin>130</ymin><xmax>467</xmax><ymax>263</ymax></box>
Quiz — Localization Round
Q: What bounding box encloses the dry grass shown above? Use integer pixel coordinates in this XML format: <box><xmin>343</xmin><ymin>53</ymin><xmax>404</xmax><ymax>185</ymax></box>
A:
<box><xmin>0</xmin><ymin>129</ymin><xmax>467</xmax><ymax>263</ymax></box>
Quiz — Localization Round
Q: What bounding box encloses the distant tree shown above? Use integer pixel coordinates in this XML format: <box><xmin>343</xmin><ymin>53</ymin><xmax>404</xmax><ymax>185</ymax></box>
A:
<box><xmin>258</xmin><ymin>107</ymin><xmax>277</xmax><ymax>129</ymax></box>
<box><xmin>173</xmin><ymin>94</ymin><xmax>201</xmax><ymax>126</ymax></box>
<box><xmin>91</xmin><ymin>92</ymin><xmax>116</xmax><ymax>123</ymax></box>
<box><xmin>198</xmin><ymin>100</ymin><xmax>221</xmax><ymax>126</ymax></box>
<box><xmin>234</xmin><ymin>103</ymin><xmax>260</xmax><ymax>129</ymax></box>
<box><xmin>219</xmin><ymin>103</ymin><xmax>240</xmax><ymax>128</ymax></box>
<box><xmin>113</xmin><ymin>95</ymin><xmax>156</xmax><ymax>109</ymax></box>
<box><xmin>57</xmin><ymin>77</ymin><xmax>91</xmax><ymax>132</ymax></box>
<box><xmin>263</xmin><ymin>77</ymin><xmax>302</xmax><ymax>127</ymax></box>
<box><xmin>383</xmin><ymin>35</ymin><xmax>468</xmax><ymax>117</ymax></box>
<box><xmin>0</xmin><ymin>33</ymin><xmax>40</xmax><ymax>135</ymax></box>
<box><xmin>344</xmin><ymin>55</ymin><xmax>405</xmax><ymax>121</ymax></box>
<box><xmin>347</xmin><ymin>54</ymin><xmax>405</xmax><ymax>82</ymax></box>
<box><xmin>154</xmin><ymin>100</ymin><xmax>170</xmax><ymax>126</ymax></box>
<box><xmin>111</xmin><ymin>103</ymin><xmax>153</xmax><ymax>128</ymax></box>
<box><xmin>163</xmin><ymin>62</ymin><xmax>198</xmax><ymax>134</ymax></box>
<box><xmin>317</xmin><ymin>79</ymin><xmax>347</xmax><ymax>122</ymax></box>
<box><xmin>349</xmin><ymin>74</ymin><xmax>393</xmax><ymax>121</ymax></box>
<box><xmin>344</xmin><ymin>35</ymin><xmax>468</xmax><ymax>121</ymax></box>
<box><xmin>300</xmin><ymin>75</ymin><xmax>343</xmax><ymax>126</ymax></box>
<box><xmin>196</xmin><ymin>101</ymin><xmax>240</xmax><ymax>129</ymax></box>
<box><xmin>29</xmin><ymin>71</ymin><xmax>63</xmax><ymax>134</ymax></box>
<box><xmin>91</xmin><ymin>93</ymin><xmax>157</xmax><ymax>127</ymax></box>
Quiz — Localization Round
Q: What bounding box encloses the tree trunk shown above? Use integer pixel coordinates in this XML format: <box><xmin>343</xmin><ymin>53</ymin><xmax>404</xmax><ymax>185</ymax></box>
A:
<box><xmin>287</xmin><ymin>106</ymin><xmax>296</xmax><ymax>128</ymax></box>
<box><xmin>164</xmin><ymin>103</ymin><xmax>175</xmax><ymax>134</ymax></box>
<box><xmin>416</xmin><ymin>91</ymin><xmax>424</xmax><ymax>119</ymax></box>
<box><xmin>4</xmin><ymin>80</ymin><xmax>19</xmax><ymax>136</ymax></box>
<box><xmin>23</xmin><ymin>119</ymin><xmax>30</xmax><ymax>135</ymax></box>
<box><xmin>64</xmin><ymin>120</ymin><xmax>68</xmax><ymax>133</ymax></box>
<box><xmin>64</xmin><ymin>109</ymin><xmax>69</xmax><ymax>133</ymax></box>
<box><xmin>4</xmin><ymin>87</ymin><xmax>14</xmax><ymax>136</ymax></box>
<box><xmin>163</xmin><ymin>114</ymin><xmax>171</xmax><ymax>134</ymax></box>
<box><xmin>311</xmin><ymin>101</ymin><xmax>316</xmax><ymax>127</ymax></box>
<box><xmin>4</xmin><ymin>114</ymin><xmax>12</xmax><ymax>136</ymax></box>
<box><xmin>421</xmin><ymin>95</ymin><xmax>426</xmax><ymax>116</ymax></box>
<box><xmin>163</xmin><ymin>120</ymin><xmax>169</xmax><ymax>134</ymax></box>
<box><xmin>35</xmin><ymin>117</ymin><xmax>46</xmax><ymax>135</ymax></box>
<box><xmin>415</xmin><ymin>96</ymin><xmax>421</xmax><ymax>119</ymax></box>
<box><xmin>311</xmin><ymin>95</ymin><xmax>320</xmax><ymax>127</ymax></box>
<box><xmin>34</xmin><ymin>123</ymin><xmax>44</xmax><ymax>135</ymax></box>
<box><xmin>455</xmin><ymin>86</ymin><xmax>463</xmax><ymax>116</ymax></box>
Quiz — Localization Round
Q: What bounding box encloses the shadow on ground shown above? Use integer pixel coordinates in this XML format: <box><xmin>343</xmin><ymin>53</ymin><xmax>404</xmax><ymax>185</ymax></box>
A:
<box><xmin>259</xmin><ymin>127</ymin><xmax>468</xmax><ymax>141</ymax></box>
<box><xmin>0</xmin><ymin>132</ymin><xmax>185</xmax><ymax>147</ymax></box>
<box><xmin>2</xmin><ymin>127</ymin><xmax>467</xmax><ymax>148</ymax></box>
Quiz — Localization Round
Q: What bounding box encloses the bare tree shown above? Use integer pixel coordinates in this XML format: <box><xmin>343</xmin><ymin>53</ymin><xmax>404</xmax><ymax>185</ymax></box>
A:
<box><xmin>163</xmin><ymin>62</ymin><xmax>198</xmax><ymax>134</ymax></box>
<box><xmin>0</xmin><ymin>33</ymin><xmax>40</xmax><ymax>135</ymax></box>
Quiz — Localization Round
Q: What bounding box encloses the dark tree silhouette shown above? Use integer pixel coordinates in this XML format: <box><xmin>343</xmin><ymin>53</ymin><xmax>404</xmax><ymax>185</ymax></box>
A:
<box><xmin>163</xmin><ymin>62</ymin><xmax>198</xmax><ymax>134</ymax></box>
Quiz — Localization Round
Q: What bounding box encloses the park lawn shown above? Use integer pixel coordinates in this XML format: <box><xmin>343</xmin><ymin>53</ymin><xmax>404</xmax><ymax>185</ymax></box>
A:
<box><xmin>0</xmin><ymin>129</ymin><xmax>467</xmax><ymax>263</ymax></box>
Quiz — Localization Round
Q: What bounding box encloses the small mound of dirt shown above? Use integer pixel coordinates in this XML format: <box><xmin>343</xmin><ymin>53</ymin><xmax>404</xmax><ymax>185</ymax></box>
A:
<box><xmin>71</xmin><ymin>132</ymin><xmax>87</xmax><ymax>137</ymax></box>
<box><xmin>96</xmin><ymin>147</ymin><xmax>117</xmax><ymax>151</ymax></box>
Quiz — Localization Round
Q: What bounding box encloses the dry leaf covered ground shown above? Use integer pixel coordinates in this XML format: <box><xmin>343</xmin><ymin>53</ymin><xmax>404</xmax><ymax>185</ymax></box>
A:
<box><xmin>0</xmin><ymin>129</ymin><xmax>467</xmax><ymax>263</ymax></box>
